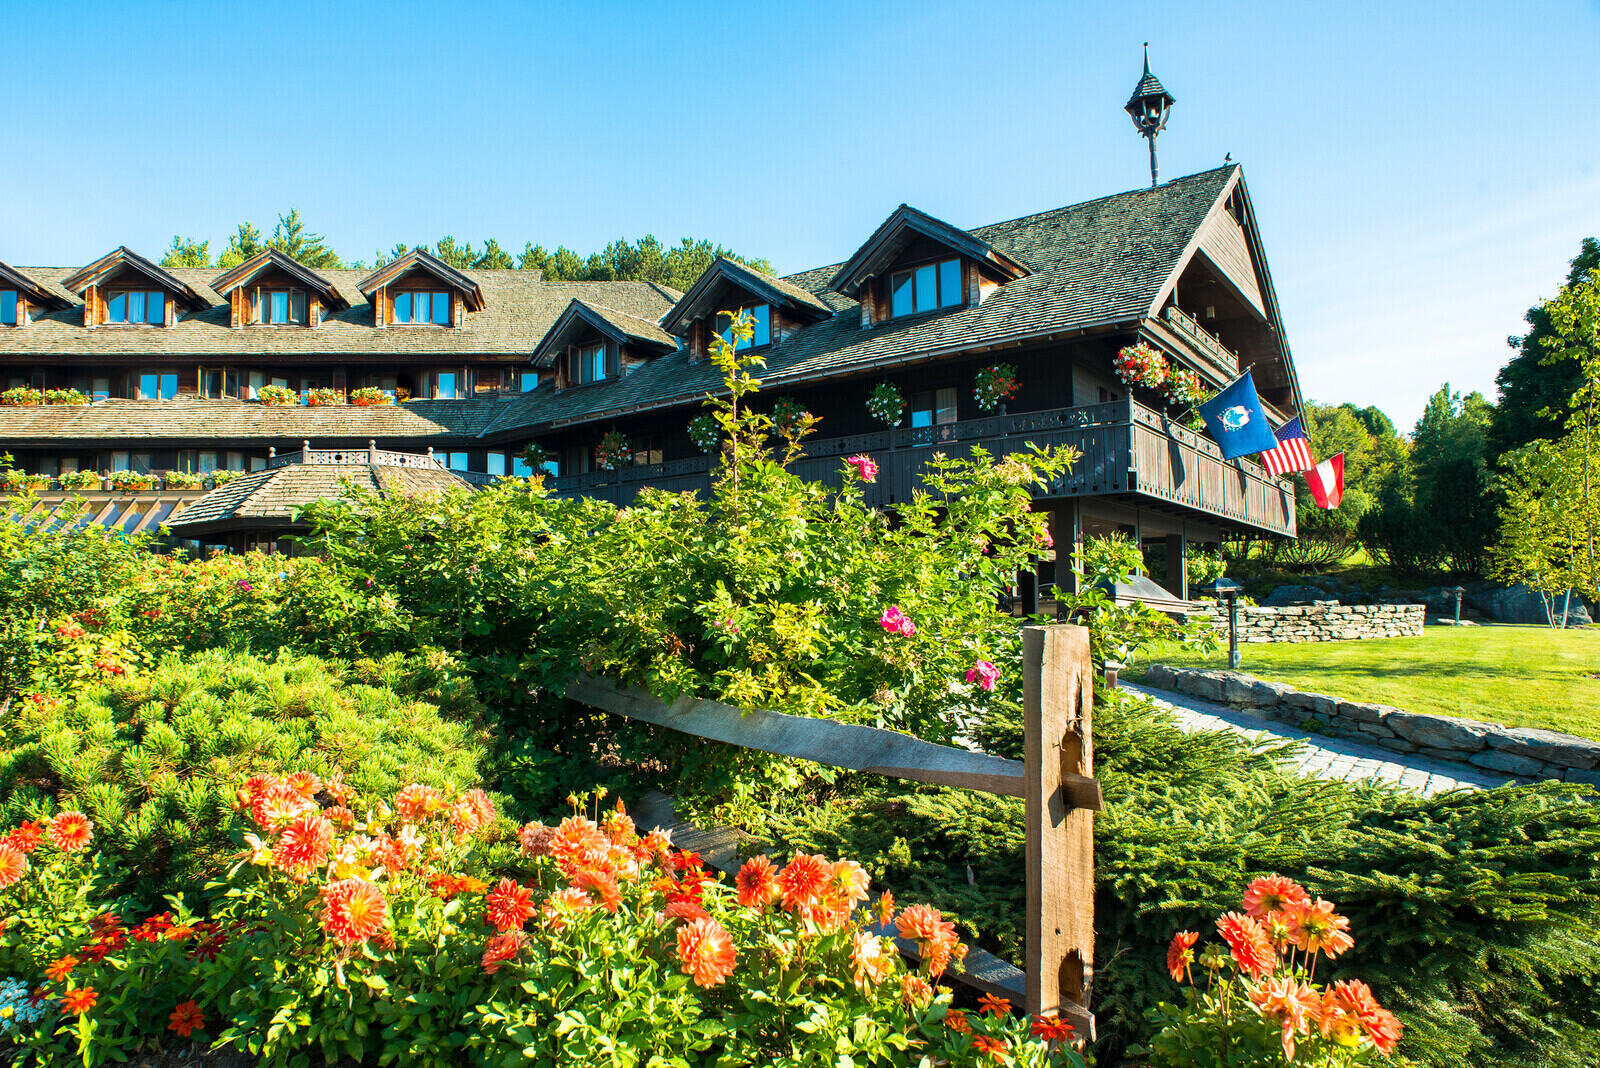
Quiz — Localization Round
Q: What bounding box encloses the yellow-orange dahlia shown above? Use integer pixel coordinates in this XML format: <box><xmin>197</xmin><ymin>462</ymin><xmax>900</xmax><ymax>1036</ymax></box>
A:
<box><xmin>320</xmin><ymin>879</ymin><xmax>388</xmax><ymax>945</ymax></box>
<box><xmin>736</xmin><ymin>855</ymin><xmax>780</xmax><ymax>910</ymax></box>
<box><xmin>675</xmin><ymin>916</ymin><xmax>736</xmax><ymax>988</ymax></box>
<box><xmin>47</xmin><ymin>810</ymin><xmax>93</xmax><ymax>853</ymax></box>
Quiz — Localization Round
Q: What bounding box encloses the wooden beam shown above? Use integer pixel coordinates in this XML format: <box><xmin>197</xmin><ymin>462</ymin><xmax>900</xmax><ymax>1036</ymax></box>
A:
<box><xmin>1023</xmin><ymin>625</ymin><xmax>1095</xmax><ymax>1029</ymax></box>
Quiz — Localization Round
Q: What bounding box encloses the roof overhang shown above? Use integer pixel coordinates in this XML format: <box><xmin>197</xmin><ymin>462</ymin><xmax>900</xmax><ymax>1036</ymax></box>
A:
<box><xmin>60</xmin><ymin>247</ymin><xmax>208</xmax><ymax>311</ymax></box>
<box><xmin>0</xmin><ymin>261</ymin><xmax>70</xmax><ymax>311</ymax></box>
<box><xmin>357</xmin><ymin>249</ymin><xmax>484</xmax><ymax>311</ymax></box>
<box><xmin>660</xmin><ymin>257</ymin><xmax>832</xmax><ymax>337</ymax></box>
<box><xmin>210</xmin><ymin>248</ymin><xmax>351</xmax><ymax>312</ymax></box>
<box><xmin>532</xmin><ymin>299</ymin><xmax>678</xmax><ymax>368</ymax></box>
<box><xmin>827</xmin><ymin>204</ymin><xmax>1031</xmax><ymax>299</ymax></box>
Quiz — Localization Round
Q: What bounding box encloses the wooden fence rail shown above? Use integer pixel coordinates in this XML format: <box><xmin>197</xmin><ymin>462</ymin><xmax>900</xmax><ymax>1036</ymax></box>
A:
<box><xmin>567</xmin><ymin>622</ymin><xmax>1099</xmax><ymax>1035</ymax></box>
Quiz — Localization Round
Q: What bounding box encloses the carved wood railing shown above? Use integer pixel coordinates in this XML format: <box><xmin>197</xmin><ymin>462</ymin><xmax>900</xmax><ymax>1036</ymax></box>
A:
<box><xmin>1162</xmin><ymin>305</ymin><xmax>1239</xmax><ymax>378</ymax></box>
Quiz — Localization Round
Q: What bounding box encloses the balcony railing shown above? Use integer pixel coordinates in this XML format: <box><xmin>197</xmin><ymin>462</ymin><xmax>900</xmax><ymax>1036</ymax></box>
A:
<box><xmin>549</xmin><ymin>398</ymin><xmax>1296</xmax><ymax>536</ymax></box>
<box><xmin>1162</xmin><ymin>305</ymin><xmax>1239</xmax><ymax>379</ymax></box>
<box><xmin>266</xmin><ymin>443</ymin><xmax>502</xmax><ymax>486</ymax></box>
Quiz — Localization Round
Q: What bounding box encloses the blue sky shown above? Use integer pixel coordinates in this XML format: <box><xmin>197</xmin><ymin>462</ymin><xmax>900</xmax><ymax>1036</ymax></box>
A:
<box><xmin>4</xmin><ymin>0</ymin><xmax>1596</xmax><ymax>430</ymax></box>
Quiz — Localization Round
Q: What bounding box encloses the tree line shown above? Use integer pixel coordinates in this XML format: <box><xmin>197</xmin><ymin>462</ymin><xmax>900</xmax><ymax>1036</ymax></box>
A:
<box><xmin>159</xmin><ymin>210</ymin><xmax>772</xmax><ymax>292</ymax></box>
<box><xmin>1258</xmin><ymin>236</ymin><xmax>1599</xmax><ymax>609</ymax></box>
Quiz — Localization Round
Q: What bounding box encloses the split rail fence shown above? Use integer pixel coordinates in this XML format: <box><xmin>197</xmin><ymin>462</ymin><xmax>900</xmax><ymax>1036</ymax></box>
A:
<box><xmin>566</xmin><ymin>623</ymin><xmax>1100</xmax><ymax>1035</ymax></box>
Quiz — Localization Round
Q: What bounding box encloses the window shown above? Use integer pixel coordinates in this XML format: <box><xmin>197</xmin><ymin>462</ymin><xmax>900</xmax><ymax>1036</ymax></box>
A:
<box><xmin>433</xmin><ymin>371</ymin><xmax>459</xmax><ymax>399</ymax></box>
<box><xmin>201</xmin><ymin>369</ymin><xmax>240</xmax><ymax>399</ymax></box>
<box><xmin>890</xmin><ymin>259</ymin><xmax>962</xmax><ymax>318</ymax></box>
<box><xmin>107</xmin><ymin>290</ymin><xmax>166</xmax><ymax>325</ymax></box>
<box><xmin>576</xmin><ymin>342</ymin><xmax>608</xmax><ymax>384</ymax></box>
<box><xmin>255</xmin><ymin>289</ymin><xmax>308</xmax><ymax>325</ymax></box>
<box><xmin>520</xmin><ymin>371</ymin><xmax>539</xmax><ymax>392</ymax></box>
<box><xmin>486</xmin><ymin>452</ymin><xmax>506</xmax><ymax>477</ymax></box>
<box><xmin>394</xmin><ymin>291</ymin><xmax>450</xmax><ymax>325</ymax></box>
<box><xmin>717</xmin><ymin>304</ymin><xmax>771</xmax><ymax>351</ymax></box>
<box><xmin>447</xmin><ymin>452</ymin><xmax>468</xmax><ymax>471</ymax></box>
<box><xmin>632</xmin><ymin>436</ymin><xmax>664</xmax><ymax>466</ymax></box>
<box><xmin>137</xmin><ymin>372</ymin><xmax>178</xmax><ymax>400</ymax></box>
<box><xmin>910</xmin><ymin>387</ymin><xmax>958</xmax><ymax>429</ymax></box>
<box><xmin>0</xmin><ymin>290</ymin><xmax>15</xmax><ymax>325</ymax></box>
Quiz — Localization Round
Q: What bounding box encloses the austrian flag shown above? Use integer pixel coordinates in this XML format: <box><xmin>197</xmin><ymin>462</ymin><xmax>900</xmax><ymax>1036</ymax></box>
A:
<box><xmin>1306</xmin><ymin>453</ymin><xmax>1345</xmax><ymax>509</ymax></box>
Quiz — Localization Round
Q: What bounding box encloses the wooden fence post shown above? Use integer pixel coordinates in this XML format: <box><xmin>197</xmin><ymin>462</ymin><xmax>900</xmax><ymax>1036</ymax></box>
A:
<box><xmin>1023</xmin><ymin>624</ymin><xmax>1095</xmax><ymax>1025</ymax></box>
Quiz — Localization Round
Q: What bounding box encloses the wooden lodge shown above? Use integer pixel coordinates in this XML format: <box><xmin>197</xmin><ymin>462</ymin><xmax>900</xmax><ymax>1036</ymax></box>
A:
<box><xmin>1</xmin><ymin>164</ymin><xmax>1302</xmax><ymax>595</ymax></box>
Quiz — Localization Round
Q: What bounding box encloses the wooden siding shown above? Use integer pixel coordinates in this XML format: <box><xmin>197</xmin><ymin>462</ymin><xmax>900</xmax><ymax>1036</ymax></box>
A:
<box><xmin>1196</xmin><ymin>209</ymin><xmax>1265</xmax><ymax>317</ymax></box>
<box><xmin>549</xmin><ymin>397</ymin><xmax>1295</xmax><ymax>537</ymax></box>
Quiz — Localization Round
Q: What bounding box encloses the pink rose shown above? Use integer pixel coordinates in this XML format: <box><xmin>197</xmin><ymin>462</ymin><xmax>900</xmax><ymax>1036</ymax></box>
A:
<box><xmin>880</xmin><ymin>606</ymin><xmax>915</xmax><ymax>637</ymax></box>
<box><xmin>1038</xmin><ymin>528</ymin><xmax>1054</xmax><ymax>549</ymax></box>
<box><xmin>965</xmin><ymin>660</ymin><xmax>1000</xmax><ymax>691</ymax></box>
<box><xmin>846</xmin><ymin>455</ymin><xmax>879</xmax><ymax>483</ymax></box>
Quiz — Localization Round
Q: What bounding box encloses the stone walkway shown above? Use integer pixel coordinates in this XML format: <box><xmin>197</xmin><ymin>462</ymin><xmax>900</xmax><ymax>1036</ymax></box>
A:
<box><xmin>1122</xmin><ymin>682</ymin><xmax>1518</xmax><ymax>796</ymax></box>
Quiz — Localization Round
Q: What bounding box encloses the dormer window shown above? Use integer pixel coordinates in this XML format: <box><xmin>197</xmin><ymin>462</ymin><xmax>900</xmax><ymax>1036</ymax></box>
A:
<box><xmin>0</xmin><ymin>291</ymin><xmax>15</xmax><ymax>326</ymax></box>
<box><xmin>716</xmin><ymin>304</ymin><xmax>771</xmax><ymax>351</ymax></box>
<box><xmin>107</xmin><ymin>290</ymin><xmax>166</xmax><ymax>325</ymax></box>
<box><xmin>394</xmin><ymin>290</ymin><xmax>451</xmax><ymax>326</ymax></box>
<box><xmin>890</xmin><ymin>259</ymin><xmax>963</xmax><ymax>318</ymax></box>
<box><xmin>254</xmin><ymin>289</ymin><xmax>308</xmax><ymax>325</ymax></box>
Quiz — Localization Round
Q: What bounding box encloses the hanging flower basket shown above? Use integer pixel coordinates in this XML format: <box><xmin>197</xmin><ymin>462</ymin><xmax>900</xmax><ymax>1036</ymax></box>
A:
<box><xmin>1113</xmin><ymin>343</ymin><xmax>1169</xmax><ymax>391</ymax></box>
<box><xmin>771</xmin><ymin>396</ymin><xmax>809</xmax><ymax>436</ymax></box>
<box><xmin>866</xmin><ymin>381</ymin><xmax>905</xmax><ymax>427</ymax></box>
<box><xmin>594</xmin><ymin>429</ymin><xmax>632</xmax><ymax>471</ymax></box>
<box><xmin>1165</xmin><ymin>367</ymin><xmax>1207</xmax><ymax>407</ymax></box>
<box><xmin>518</xmin><ymin>443</ymin><xmax>551</xmax><ymax>474</ymax></box>
<box><xmin>349</xmin><ymin>387</ymin><xmax>394</xmax><ymax>407</ymax></box>
<box><xmin>257</xmin><ymin>385</ymin><xmax>297</xmax><ymax>406</ymax></box>
<box><xmin>306</xmin><ymin>388</ymin><xmax>344</xmax><ymax>407</ymax></box>
<box><xmin>973</xmin><ymin>363</ymin><xmax>1019</xmax><ymax>411</ymax></box>
<box><xmin>687</xmin><ymin>413</ymin><xmax>720</xmax><ymax>453</ymax></box>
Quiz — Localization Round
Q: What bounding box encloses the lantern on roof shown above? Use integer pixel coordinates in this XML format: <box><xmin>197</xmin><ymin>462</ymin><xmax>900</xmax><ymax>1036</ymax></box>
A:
<box><xmin>1125</xmin><ymin>44</ymin><xmax>1176</xmax><ymax>188</ymax></box>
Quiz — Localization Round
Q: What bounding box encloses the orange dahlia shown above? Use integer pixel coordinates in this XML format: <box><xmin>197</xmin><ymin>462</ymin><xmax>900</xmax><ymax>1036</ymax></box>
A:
<box><xmin>663</xmin><ymin>899</ymin><xmax>710</xmax><ymax>924</ymax></box>
<box><xmin>0</xmin><ymin>843</ymin><xmax>28</xmax><ymax>888</ymax></box>
<box><xmin>978</xmin><ymin>993</ymin><xmax>1012</xmax><ymax>1017</ymax></box>
<box><xmin>776</xmin><ymin>853</ymin><xmax>831</xmax><ymax>913</ymax></box>
<box><xmin>675</xmin><ymin>917</ymin><xmax>737</xmax><ymax>988</ymax></box>
<box><xmin>2</xmin><ymin>820</ymin><xmax>44</xmax><ymax>854</ymax></box>
<box><xmin>284</xmin><ymin>771</ymin><xmax>321</xmax><ymax>799</ymax></box>
<box><xmin>60</xmin><ymin>987</ymin><xmax>97</xmax><ymax>1015</ymax></box>
<box><xmin>1242</xmin><ymin>875</ymin><xmax>1311</xmax><ymax>920</ymax></box>
<box><xmin>168</xmin><ymin>999</ymin><xmax>205</xmax><ymax>1037</ymax></box>
<box><xmin>1031</xmin><ymin>1013</ymin><xmax>1074</xmax><ymax>1041</ymax></box>
<box><xmin>47</xmin><ymin>810</ymin><xmax>93</xmax><ymax>853</ymax></box>
<box><xmin>249</xmin><ymin>780</ymin><xmax>312</xmax><ymax>828</ymax></box>
<box><xmin>481</xmin><ymin>929</ymin><xmax>524</xmax><ymax>975</ymax></box>
<box><xmin>851</xmin><ymin>931</ymin><xmax>895</xmax><ymax>989</ymax></box>
<box><xmin>1167</xmin><ymin>930</ymin><xmax>1199</xmax><ymax>982</ymax></box>
<box><xmin>1286</xmin><ymin>898</ymin><xmax>1354</xmax><ymax>959</ymax></box>
<box><xmin>541</xmin><ymin>887</ymin><xmax>594</xmax><ymax>932</ymax></box>
<box><xmin>900</xmin><ymin>973</ymin><xmax>933</xmax><ymax>1010</ymax></box>
<box><xmin>395</xmin><ymin>783</ymin><xmax>445</xmax><ymax>823</ymax></box>
<box><xmin>1250</xmin><ymin>975</ymin><xmax>1323</xmax><ymax>1060</ymax></box>
<box><xmin>576</xmin><ymin>869</ymin><xmax>621</xmax><ymax>913</ymax></box>
<box><xmin>272</xmin><ymin>812</ymin><xmax>334</xmax><ymax>871</ymax></box>
<box><xmin>736</xmin><ymin>855</ymin><xmax>780</xmax><ymax>909</ymax></box>
<box><xmin>1323</xmin><ymin>979</ymin><xmax>1402</xmax><ymax>1054</ymax></box>
<box><xmin>1216</xmin><ymin>911</ymin><xmax>1277</xmax><ymax>979</ymax></box>
<box><xmin>896</xmin><ymin>903</ymin><xmax>963</xmax><ymax>977</ymax></box>
<box><xmin>484</xmin><ymin>878</ymin><xmax>537</xmax><ymax>932</ymax></box>
<box><xmin>874</xmin><ymin>889</ymin><xmax>896</xmax><ymax>927</ymax></box>
<box><xmin>320</xmin><ymin>879</ymin><xmax>388</xmax><ymax>945</ymax></box>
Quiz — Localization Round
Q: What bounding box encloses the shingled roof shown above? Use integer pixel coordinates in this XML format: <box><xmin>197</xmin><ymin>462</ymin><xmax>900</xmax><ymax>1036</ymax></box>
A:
<box><xmin>532</xmin><ymin>299</ymin><xmax>680</xmax><ymax>368</ymax></box>
<box><xmin>0</xmin><ymin>270</ymin><xmax>679</xmax><ymax>358</ymax></box>
<box><xmin>659</xmin><ymin>257</ymin><xmax>833</xmax><ymax>336</ymax></box>
<box><xmin>480</xmin><ymin>165</ymin><xmax>1250</xmax><ymax>437</ymax></box>
<box><xmin>210</xmin><ymin>248</ymin><xmax>351</xmax><ymax>311</ymax></box>
<box><xmin>61</xmin><ymin>247</ymin><xmax>208</xmax><ymax>311</ymax></box>
<box><xmin>166</xmin><ymin>460</ymin><xmax>475</xmax><ymax>532</ymax></box>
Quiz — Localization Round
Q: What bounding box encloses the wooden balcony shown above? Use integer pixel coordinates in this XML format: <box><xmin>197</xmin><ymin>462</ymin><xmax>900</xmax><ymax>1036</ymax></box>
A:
<box><xmin>550</xmin><ymin>398</ymin><xmax>1296</xmax><ymax>537</ymax></box>
<box><xmin>1161</xmin><ymin>304</ymin><xmax>1239</xmax><ymax>381</ymax></box>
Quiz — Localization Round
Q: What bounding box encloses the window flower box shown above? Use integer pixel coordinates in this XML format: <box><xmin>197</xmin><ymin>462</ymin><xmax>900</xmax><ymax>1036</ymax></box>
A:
<box><xmin>306</xmin><ymin>388</ymin><xmax>345</xmax><ymax>407</ymax></box>
<box><xmin>257</xmin><ymin>385</ymin><xmax>297</xmax><ymax>406</ymax></box>
<box><xmin>0</xmin><ymin>387</ymin><xmax>43</xmax><ymax>406</ymax></box>
<box><xmin>349</xmin><ymin>387</ymin><xmax>394</xmax><ymax>407</ymax></box>
<box><xmin>42</xmin><ymin>388</ymin><xmax>90</xmax><ymax>406</ymax></box>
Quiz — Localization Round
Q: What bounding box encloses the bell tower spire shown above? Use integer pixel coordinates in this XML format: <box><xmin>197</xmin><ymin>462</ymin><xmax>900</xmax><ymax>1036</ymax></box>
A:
<box><xmin>1124</xmin><ymin>44</ymin><xmax>1176</xmax><ymax>187</ymax></box>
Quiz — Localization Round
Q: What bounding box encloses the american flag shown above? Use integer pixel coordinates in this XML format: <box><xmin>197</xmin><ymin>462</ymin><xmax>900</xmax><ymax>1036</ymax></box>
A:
<box><xmin>1260</xmin><ymin>417</ymin><xmax>1315</xmax><ymax>476</ymax></box>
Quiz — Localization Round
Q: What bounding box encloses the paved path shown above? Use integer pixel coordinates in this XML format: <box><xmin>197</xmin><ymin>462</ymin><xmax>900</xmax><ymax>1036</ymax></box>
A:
<box><xmin>1122</xmin><ymin>682</ymin><xmax>1517</xmax><ymax>796</ymax></box>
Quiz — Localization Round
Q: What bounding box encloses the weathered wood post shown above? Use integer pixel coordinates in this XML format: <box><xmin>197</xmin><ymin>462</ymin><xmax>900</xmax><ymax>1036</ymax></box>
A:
<box><xmin>1022</xmin><ymin>624</ymin><xmax>1096</xmax><ymax>1026</ymax></box>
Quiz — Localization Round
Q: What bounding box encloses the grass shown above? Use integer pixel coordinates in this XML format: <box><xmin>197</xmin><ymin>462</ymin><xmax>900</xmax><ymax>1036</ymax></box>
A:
<box><xmin>1133</xmin><ymin>623</ymin><xmax>1600</xmax><ymax>739</ymax></box>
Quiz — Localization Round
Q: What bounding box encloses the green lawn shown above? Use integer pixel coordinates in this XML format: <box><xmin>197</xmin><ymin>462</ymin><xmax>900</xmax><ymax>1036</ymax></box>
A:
<box><xmin>1133</xmin><ymin>623</ymin><xmax>1600</xmax><ymax>739</ymax></box>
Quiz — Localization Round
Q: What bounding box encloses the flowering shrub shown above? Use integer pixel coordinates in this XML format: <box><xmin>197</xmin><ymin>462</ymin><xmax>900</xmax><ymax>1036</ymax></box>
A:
<box><xmin>306</xmin><ymin>387</ymin><xmax>344</xmax><ymax>407</ymax></box>
<box><xmin>0</xmin><ymin>387</ymin><xmax>43</xmax><ymax>406</ymax></box>
<box><xmin>106</xmin><ymin>471</ymin><xmax>155</xmax><ymax>493</ymax></box>
<box><xmin>255</xmin><ymin>384</ymin><xmax>297</xmax><ymax>406</ymax></box>
<box><xmin>1113</xmin><ymin>342</ymin><xmax>1169</xmax><ymax>391</ymax></box>
<box><xmin>867</xmin><ymin>380</ymin><xmax>905</xmax><ymax>426</ymax></box>
<box><xmin>57</xmin><ymin>469</ymin><xmax>103</xmax><ymax>491</ymax></box>
<box><xmin>0</xmin><ymin>783</ymin><xmax>1082</xmax><ymax>1066</ymax></box>
<box><xmin>687</xmin><ymin>412</ymin><xmax>720</xmax><ymax>453</ymax></box>
<box><xmin>845</xmin><ymin>453</ymin><xmax>878</xmax><ymax>482</ymax></box>
<box><xmin>159</xmin><ymin>470</ymin><xmax>203</xmax><ymax>489</ymax></box>
<box><xmin>974</xmin><ymin>362</ymin><xmax>1019</xmax><ymax>411</ymax></box>
<box><xmin>349</xmin><ymin>386</ymin><xmax>394</xmax><ymax>406</ymax></box>
<box><xmin>42</xmin><ymin>388</ymin><xmax>90</xmax><ymax>406</ymax></box>
<box><xmin>1144</xmin><ymin>876</ymin><xmax>1401</xmax><ymax>1065</ymax></box>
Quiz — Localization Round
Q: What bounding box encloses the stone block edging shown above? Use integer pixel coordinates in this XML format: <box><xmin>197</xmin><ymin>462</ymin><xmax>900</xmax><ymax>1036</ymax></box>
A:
<box><xmin>1183</xmin><ymin>603</ymin><xmax>1425</xmax><ymax>643</ymax></box>
<box><xmin>1143</xmin><ymin>665</ymin><xmax>1600</xmax><ymax>784</ymax></box>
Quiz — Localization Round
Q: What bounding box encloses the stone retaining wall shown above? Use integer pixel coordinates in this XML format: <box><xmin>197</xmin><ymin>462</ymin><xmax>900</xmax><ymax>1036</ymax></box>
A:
<box><xmin>1144</xmin><ymin>664</ymin><xmax>1600</xmax><ymax>784</ymax></box>
<box><xmin>1185</xmin><ymin>602</ymin><xmax>1425</xmax><ymax>643</ymax></box>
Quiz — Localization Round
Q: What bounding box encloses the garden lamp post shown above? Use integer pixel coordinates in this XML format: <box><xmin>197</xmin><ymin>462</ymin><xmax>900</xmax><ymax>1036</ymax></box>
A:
<box><xmin>1196</xmin><ymin>577</ymin><xmax>1244</xmax><ymax>669</ymax></box>
<box><xmin>1451</xmin><ymin>585</ymin><xmax>1465</xmax><ymax>624</ymax></box>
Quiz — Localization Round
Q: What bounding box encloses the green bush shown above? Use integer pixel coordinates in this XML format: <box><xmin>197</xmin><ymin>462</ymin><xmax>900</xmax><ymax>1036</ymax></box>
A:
<box><xmin>750</xmin><ymin>690</ymin><xmax>1600</xmax><ymax>1068</ymax></box>
<box><xmin>0</xmin><ymin>650</ymin><xmax>492</xmax><ymax>895</ymax></box>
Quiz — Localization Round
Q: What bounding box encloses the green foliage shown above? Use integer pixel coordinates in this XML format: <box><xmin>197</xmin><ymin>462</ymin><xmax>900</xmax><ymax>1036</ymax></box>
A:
<box><xmin>0</xmin><ymin>650</ymin><xmax>488</xmax><ymax>894</ymax></box>
<box><xmin>157</xmin><ymin>235</ymin><xmax>210</xmax><ymax>268</ymax></box>
<box><xmin>369</xmin><ymin>234</ymin><xmax>774</xmax><ymax>288</ymax></box>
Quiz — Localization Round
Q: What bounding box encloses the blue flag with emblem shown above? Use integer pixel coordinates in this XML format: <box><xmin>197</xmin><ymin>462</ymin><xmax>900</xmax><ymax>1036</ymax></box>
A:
<box><xmin>1197</xmin><ymin>371</ymin><xmax>1279</xmax><ymax>459</ymax></box>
